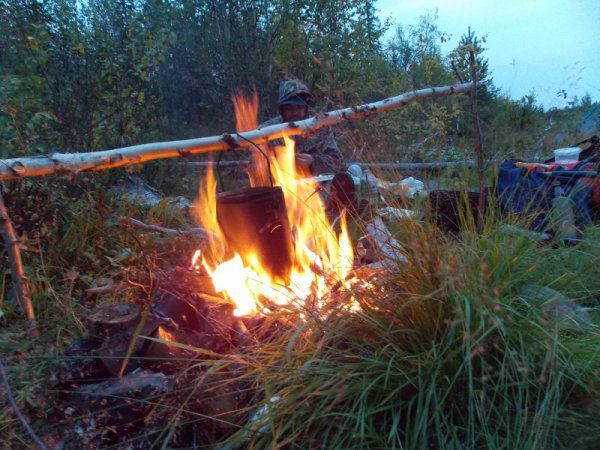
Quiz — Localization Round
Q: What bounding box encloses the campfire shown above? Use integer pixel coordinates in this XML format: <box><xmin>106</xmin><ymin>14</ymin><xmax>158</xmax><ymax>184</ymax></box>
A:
<box><xmin>191</xmin><ymin>92</ymin><xmax>355</xmax><ymax>318</ymax></box>
<box><xmin>28</xmin><ymin>84</ymin><xmax>473</xmax><ymax>449</ymax></box>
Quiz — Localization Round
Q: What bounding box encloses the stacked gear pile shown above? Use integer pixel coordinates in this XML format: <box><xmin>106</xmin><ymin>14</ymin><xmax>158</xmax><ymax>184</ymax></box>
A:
<box><xmin>497</xmin><ymin>136</ymin><xmax>599</xmax><ymax>239</ymax></box>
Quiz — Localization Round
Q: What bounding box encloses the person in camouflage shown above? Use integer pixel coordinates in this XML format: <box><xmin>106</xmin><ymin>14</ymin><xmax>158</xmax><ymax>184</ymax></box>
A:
<box><xmin>260</xmin><ymin>79</ymin><xmax>344</xmax><ymax>175</ymax></box>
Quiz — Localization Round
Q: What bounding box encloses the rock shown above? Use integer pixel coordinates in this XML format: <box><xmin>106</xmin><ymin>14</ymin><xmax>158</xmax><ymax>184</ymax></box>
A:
<box><xmin>221</xmin><ymin>395</ymin><xmax>281</xmax><ymax>448</ymax></box>
<box><xmin>72</xmin><ymin>369</ymin><xmax>174</xmax><ymax>420</ymax></box>
<box><xmin>518</xmin><ymin>285</ymin><xmax>592</xmax><ymax>330</ymax></box>
<box><xmin>397</xmin><ymin>176</ymin><xmax>426</xmax><ymax>199</ymax></box>
<box><xmin>363</xmin><ymin>217</ymin><xmax>407</xmax><ymax>268</ymax></box>
<box><xmin>109</xmin><ymin>174</ymin><xmax>163</xmax><ymax>206</ymax></box>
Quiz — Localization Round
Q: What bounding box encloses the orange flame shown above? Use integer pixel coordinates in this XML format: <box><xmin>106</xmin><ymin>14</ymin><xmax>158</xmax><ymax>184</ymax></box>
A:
<box><xmin>193</xmin><ymin>92</ymin><xmax>353</xmax><ymax>317</ymax></box>
<box><xmin>233</xmin><ymin>89</ymin><xmax>270</xmax><ymax>187</ymax></box>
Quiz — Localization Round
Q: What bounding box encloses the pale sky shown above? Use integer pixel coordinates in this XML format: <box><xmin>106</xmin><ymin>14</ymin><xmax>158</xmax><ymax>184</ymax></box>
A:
<box><xmin>377</xmin><ymin>0</ymin><xmax>600</xmax><ymax>109</ymax></box>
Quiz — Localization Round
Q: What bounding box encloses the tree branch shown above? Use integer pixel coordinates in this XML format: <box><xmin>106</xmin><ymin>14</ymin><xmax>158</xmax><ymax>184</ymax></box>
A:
<box><xmin>117</xmin><ymin>216</ymin><xmax>218</xmax><ymax>240</ymax></box>
<box><xmin>0</xmin><ymin>83</ymin><xmax>472</xmax><ymax>180</ymax></box>
<box><xmin>450</xmin><ymin>59</ymin><xmax>464</xmax><ymax>83</ymax></box>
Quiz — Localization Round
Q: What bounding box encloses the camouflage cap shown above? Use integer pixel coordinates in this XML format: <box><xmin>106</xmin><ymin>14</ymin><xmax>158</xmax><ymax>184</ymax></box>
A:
<box><xmin>278</xmin><ymin>79</ymin><xmax>315</xmax><ymax>107</ymax></box>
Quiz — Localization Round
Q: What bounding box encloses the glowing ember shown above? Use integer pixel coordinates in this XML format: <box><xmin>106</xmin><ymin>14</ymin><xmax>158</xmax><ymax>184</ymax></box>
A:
<box><xmin>192</xmin><ymin>91</ymin><xmax>353</xmax><ymax>317</ymax></box>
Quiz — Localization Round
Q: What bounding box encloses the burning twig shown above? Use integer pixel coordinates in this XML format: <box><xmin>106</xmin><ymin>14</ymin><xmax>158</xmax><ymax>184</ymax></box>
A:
<box><xmin>0</xmin><ymin>186</ymin><xmax>37</xmax><ymax>336</ymax></box>
<box><xmin>0</xmin><ymin>83</ymin><xmax>472</xmax><ymax>180</ymax></box>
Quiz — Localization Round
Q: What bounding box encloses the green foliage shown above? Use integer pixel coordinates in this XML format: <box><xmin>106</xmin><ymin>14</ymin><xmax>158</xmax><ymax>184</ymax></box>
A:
<box><xmin>0</xmin><ymin>0</ymin><xmax>174</xmax><ymax>157</ymax></box>
<box><xmin>3</xmin><ymin>0</ymin><xmax>592</xmax><ymax>169</ymax></box>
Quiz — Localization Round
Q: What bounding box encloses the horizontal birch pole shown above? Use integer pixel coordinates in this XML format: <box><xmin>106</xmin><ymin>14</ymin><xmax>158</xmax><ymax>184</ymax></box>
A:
<box><xmin>182</xmin><ymin>158</ymin><xmax>497</xmax><ymax>171</ymax></box>
<box><xmin>0</xmin><ymin>83</ymin><xmax>472</xmax><ymax>181</ymax></box>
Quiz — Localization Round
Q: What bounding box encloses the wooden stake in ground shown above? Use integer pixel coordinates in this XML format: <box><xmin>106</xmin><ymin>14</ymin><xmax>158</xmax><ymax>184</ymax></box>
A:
<box><xmin>0</xmin><ymin>82</ymin><xmax>472</xmax><ymax>181</ymax></box>
<box><xmin>468</xmin><ymin>50</ymin><xmax>485</xmax><ymax>231</ymax></box>
<box><xmin>0</xmin><ymin>188</ymin><xmax>38</xmax><ymax>336</ymax></box>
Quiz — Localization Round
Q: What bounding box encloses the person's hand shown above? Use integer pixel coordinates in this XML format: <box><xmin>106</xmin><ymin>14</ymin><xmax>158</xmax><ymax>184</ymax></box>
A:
<box><xmin>295</xmin><ymin>153</ymin><xmax>313</xmax><ymax>172</ymax></box>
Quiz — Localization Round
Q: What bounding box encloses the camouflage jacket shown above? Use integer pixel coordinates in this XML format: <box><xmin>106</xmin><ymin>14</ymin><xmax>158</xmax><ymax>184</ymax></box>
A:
<box><xmin>260</xmin><ymin>115</ymin><xmax>344</xmax><ymax>175</ymax></box>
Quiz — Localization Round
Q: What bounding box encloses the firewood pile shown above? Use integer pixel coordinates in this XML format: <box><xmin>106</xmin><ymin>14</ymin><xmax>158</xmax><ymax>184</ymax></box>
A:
<box><xmin>49</xmin><ymin>265</ymin><xmax>281</xmax><ymax>446</ymax></box>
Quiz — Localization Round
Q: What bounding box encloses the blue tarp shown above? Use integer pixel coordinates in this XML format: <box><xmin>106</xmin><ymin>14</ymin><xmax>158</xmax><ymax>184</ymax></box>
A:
<box><xmin>497</xmin><ymin>159</ymin><xmax>591</xmax><ymax>232</ymax></box>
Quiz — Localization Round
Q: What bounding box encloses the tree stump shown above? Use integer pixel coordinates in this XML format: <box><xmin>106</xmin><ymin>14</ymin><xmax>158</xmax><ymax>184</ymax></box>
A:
<box><xmin>87</xmin><ymin>303</ymin><xmax>141</xmax><ymax>338</ymax></box>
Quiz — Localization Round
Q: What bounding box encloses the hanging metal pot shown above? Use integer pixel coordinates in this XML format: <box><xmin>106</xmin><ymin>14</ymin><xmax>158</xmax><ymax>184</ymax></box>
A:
<box><xmin>216</xmin><ymin>186</ymin><xmax>294</xmax><ymax>283</ymax></box>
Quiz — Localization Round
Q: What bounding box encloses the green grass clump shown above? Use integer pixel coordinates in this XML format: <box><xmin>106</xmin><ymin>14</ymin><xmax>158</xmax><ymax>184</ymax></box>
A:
<box><xmin>222</xmin><ymin>218</ymin><xmax>600</xmax><ymax>449</ymax></box>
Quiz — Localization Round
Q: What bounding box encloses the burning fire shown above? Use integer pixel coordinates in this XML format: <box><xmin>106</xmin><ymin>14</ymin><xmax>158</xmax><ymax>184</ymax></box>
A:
<box><xmin>191</xmin><ymin>91</ymin><xmax>354</xmax><ymax>317</ymax></box>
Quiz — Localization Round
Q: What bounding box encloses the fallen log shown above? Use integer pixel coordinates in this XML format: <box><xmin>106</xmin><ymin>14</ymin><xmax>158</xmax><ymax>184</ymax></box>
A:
<box><xmin>0</xmin><ymin>83</ymin><xmax>472</xmax><ymax>180</ymax></box>
<box><xmin>359</xmin><ymin>160</ymin><xmax>496</xmax><ymax>170</ymax></box>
